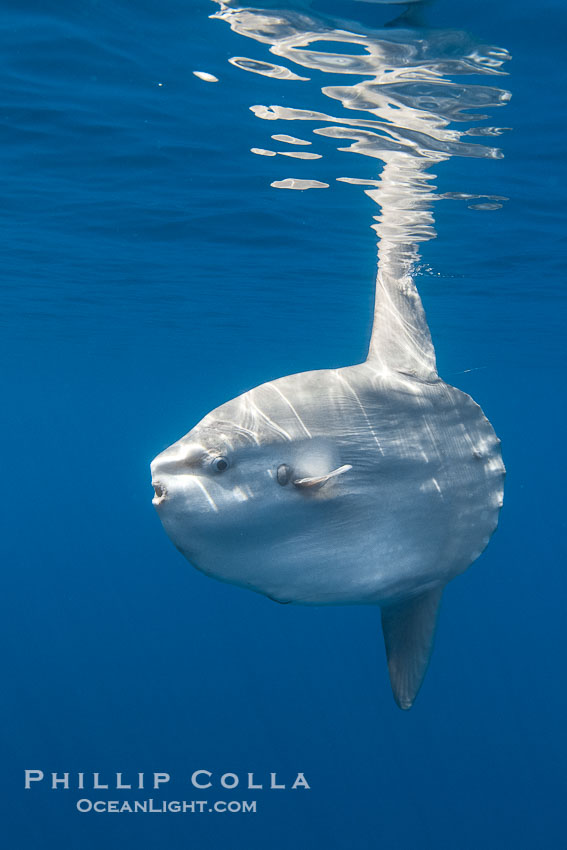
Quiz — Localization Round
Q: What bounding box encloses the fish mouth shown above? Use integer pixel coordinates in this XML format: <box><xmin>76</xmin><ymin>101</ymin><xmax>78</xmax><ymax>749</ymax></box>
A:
<box><xmin>152</xmin><ymin>481</ymin><xmax>167</xmax><ymax>506</ymax></box>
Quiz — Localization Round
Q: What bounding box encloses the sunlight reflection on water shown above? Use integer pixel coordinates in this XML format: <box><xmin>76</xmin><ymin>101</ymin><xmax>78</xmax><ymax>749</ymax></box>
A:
<box><xmin>209</xmin><ymin>0</ymin><xmax>511</xmax><ymax>284</ymax></box>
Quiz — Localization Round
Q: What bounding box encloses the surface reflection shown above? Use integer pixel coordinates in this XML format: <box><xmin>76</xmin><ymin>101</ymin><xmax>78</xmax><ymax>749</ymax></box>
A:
<box><xmin>210</xmin><ymin>0</ymin><xmax>510</xmax><ymax>283</ymax></box>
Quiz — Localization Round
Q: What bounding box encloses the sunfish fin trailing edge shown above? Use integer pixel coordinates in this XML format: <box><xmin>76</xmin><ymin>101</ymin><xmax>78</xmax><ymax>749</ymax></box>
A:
<box><xmin>380</xmin><ymin>586</ymin><xmax>444</xmax><ymax>710</ymax></box>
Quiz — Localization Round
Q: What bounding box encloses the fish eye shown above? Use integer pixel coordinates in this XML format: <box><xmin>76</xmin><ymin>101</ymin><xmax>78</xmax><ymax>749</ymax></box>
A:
<box><xmin>277</xmin><ymin>464</ymin><xmax>292</xmax><ymax>486</ymax></box>
<box><xmin>211</xmin><ymin>456</ymin><xmax>229</xmax><ymax>473</ymax></box>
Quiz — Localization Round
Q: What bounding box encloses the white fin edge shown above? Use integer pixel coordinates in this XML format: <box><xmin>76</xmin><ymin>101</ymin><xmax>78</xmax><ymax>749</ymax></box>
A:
<box><xmin>293</xmin><ymin>464</ymin><xmax>352</xmax><ymax>488</ymax></box>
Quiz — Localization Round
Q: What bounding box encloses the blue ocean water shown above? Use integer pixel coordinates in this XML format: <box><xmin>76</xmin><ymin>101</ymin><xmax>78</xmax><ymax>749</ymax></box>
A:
<box><xmin>2</xmin><ymin>0</ymin><xmax>566</xmax><ymax>848</ymax></box>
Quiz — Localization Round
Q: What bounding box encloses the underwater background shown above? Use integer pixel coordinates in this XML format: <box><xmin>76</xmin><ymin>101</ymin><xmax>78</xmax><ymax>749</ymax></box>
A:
<box><xmin>2</xmin><ymin>0</ymin><xmax>566</xmax><ymax>847</ymax></box>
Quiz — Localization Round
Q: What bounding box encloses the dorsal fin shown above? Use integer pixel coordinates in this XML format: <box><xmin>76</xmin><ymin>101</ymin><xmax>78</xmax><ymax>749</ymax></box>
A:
<box><xmin>364</xmin><ymin>153</ymin><xmax>439</xmax><ymax>381</ymax></box>
<box><xmin>381</xmin><ymin>587</ymin><xmax>444</xmax><ymax>710</ymax></box>
<box><xmin>367</xmin><ymin>260</ymin><xmax>438</xmax><ymax>380</ymax></box>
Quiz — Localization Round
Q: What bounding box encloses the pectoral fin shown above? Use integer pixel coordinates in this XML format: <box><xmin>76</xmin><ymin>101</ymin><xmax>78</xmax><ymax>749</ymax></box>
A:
<box><xmin>381</xmin><ymin>587</ymin><xmax>444</xmax><ymax>710</ymax></box>
<box><xmin>293</xmin><ymin>464</ymin><xmax>352</xmax><ymax>489</ymax></box>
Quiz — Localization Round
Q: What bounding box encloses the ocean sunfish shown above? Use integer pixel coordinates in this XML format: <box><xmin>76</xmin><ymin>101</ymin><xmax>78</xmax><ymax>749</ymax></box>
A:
<box><xmin>151</xmin><ymin>262</ymin><xmax>504</xmax><ymax>710</ymax></box>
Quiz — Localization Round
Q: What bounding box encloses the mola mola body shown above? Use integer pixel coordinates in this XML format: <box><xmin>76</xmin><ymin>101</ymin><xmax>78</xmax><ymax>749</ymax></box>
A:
<box><xmin>151</xmin><ymin>267</ymin><xmax>504</xmax><ymax>710</ymax></box>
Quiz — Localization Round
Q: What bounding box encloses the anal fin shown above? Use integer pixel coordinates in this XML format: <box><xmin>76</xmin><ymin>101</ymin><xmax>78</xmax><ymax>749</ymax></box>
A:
<box><xmin>381</xmin><ymin>587</ymin><xmax>444</xmax><ymax>710</ymax></box>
